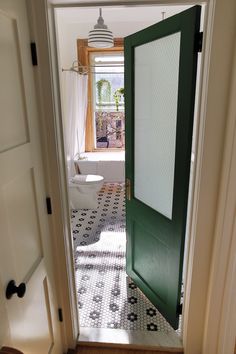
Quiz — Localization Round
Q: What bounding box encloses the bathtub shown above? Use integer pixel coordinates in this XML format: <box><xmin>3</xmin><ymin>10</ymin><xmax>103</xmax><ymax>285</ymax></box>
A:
<box><xmin>75</xmin><ymin>152</ymin><xmax>125</xmax><ymax>182</ymax></box>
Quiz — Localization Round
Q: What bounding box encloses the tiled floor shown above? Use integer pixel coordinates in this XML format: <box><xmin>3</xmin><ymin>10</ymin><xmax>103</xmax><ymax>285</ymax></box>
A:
<box><xmin>71</xmin><ymin>183</ymin><xmax>179</xmax><ymax>334</ymax></box>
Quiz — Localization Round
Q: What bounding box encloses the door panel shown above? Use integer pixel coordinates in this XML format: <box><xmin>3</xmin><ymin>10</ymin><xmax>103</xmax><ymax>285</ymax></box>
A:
<box><xmin>6</xmin><ymin>261</ymin><xmax>53</xmax><ymax>354</ymax></box>
<box><xmin>132</xmin><ymin>222</ymin><xmax>169</xmax><ymax>301</ymax></box>
<box><xmin>125</xmin><ymin>6</ymin><xmax>201</xmax><ymax>329</ymax></box>
<box><xmin>0</xmin><ymin>10</ymin><xmax>29</xmax><ymax>152</ymax></box>
<box><xmin>2</xmin><ymin>169</ymin><xmax>43</xmax><ymax>278</ymax></box>
<box><xmin>134</xmin><ymin>32</ymin><xmax>180</xmax><ymax>219</ymax></box>
<box><xmin>0</xmin><ymin>1</ymin><xmax>62</xmax><ymax>353</ymax></box>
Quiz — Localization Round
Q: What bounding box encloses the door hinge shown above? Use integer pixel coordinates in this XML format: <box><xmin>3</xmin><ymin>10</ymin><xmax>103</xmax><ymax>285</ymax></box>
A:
<box><xmin>58</xmin><ymin>308</ymin><xmax>63</xmax><ymax>322</ymax></box>
<box><xmin>46</xmin><ymin>197</ymin><xmax>52</xmax><ymax>215</ymax></box>
<box><xmin>30</xmin><ymin>42</ymin><xmax>38</xmax><ymax>66</ymax></box>
<box><xmin>126</xmin><ymin>178</ymin><xmax>131</xmax><ymax>201</ymax></box>
<box><xmin>196</xmin><ymin>31</ymin><xmax>203</xmax><ymax>52</ymax></box>
<box><xmin>177</xmin><ymin>303</ymin><xmax>183</xmax><ymax>315</ymax></box>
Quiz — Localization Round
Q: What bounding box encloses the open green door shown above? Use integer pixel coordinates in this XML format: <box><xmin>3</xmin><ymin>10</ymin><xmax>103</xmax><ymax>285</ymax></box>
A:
<box><xmin>125</xmin><ymin>6</ymin><xmax>201</xmax><ymax>329</ymax></box>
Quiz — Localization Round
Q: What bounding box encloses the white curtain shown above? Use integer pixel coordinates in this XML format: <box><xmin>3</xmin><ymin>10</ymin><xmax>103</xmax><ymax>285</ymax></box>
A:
<box><xmin>62</xmin><ymin>71</ymin><xmax>88</xmax><ymax>178</ymax></box>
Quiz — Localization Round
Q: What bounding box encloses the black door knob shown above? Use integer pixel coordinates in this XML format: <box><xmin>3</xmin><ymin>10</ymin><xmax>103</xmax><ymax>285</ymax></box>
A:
<box><xmin>6</xmin><ymin>280</ymin><xmax>26</xmax><ymax>299</ymax></box>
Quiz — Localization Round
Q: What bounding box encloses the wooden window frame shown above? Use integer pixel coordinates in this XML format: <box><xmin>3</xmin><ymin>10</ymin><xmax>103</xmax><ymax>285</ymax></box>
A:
<box><xmin>77</xmin><ymin>38</ymin><xmax>124</xmax><ymax>152</ymax></box>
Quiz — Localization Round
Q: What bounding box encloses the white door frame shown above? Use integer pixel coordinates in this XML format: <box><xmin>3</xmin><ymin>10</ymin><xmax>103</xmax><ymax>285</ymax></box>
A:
<box><xmin>201</xmin><ymin>32</ymin><xmax>236</xmax><ymax>354</ymax></box>
<box><xmin>26</xmin><ymin>1</ymin><xmax>79</xmax><ymax>351</ymax></box>
<box><xmin>27</xmin><ymin>0</ymin><xmax>236</xmax><ymax>353</ymax></box>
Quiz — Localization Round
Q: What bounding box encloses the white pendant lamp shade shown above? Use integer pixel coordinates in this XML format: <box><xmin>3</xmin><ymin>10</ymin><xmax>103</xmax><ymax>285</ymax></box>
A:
<box><xmin>88</xmin><ymin>8</ymin><xmax>114</xmax><ymax>48</ymax></box>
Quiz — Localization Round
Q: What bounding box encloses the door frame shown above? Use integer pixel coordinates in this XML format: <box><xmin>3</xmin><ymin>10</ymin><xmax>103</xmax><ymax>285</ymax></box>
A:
<box><xmin>26</xmin><ymin>1</ymin><xmax>79</xmax><ymax>351</ymax></box>
<box><xmin>27</xmin><ymin>0</ymin><xmax>236</xmax><ymax>353</ymax></box>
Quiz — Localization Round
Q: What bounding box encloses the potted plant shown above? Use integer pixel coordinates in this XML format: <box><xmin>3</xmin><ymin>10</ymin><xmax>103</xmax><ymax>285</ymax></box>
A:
<box><xmin>96</xmin><ymin>79</ymin><xmax>111</xmax><ymax>130</ymax></box>
<box><xmin>113</xmin><ymin>87</ymin><xmax>124</xmax><ymax>112</ymax></box>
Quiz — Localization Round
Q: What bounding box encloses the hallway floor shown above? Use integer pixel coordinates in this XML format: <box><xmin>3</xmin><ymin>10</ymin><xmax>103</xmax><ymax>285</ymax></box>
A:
<box><xmin>72</xmin><ymin>183</ymin><xmax>179</xmax><ymax>334</ymax></box>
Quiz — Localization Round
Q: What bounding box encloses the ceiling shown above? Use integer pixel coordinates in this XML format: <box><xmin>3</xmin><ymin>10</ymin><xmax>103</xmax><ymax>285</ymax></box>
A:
<box><xmin>56</xmin><ymin>5</ymin><xmax>191</xmax><ymax>25</ymax></box>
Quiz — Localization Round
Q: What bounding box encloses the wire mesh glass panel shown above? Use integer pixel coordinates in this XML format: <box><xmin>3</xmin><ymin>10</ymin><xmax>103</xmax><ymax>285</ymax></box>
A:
<box><xmin>134</xmin><ymin>32</ymin><xmax>181</xmax><ymax>219</ymax></box>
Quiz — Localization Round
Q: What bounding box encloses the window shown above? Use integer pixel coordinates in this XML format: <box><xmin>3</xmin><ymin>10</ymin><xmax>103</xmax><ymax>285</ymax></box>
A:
<box><xmin>77</xmin><ymin>38</ymin><xmax>124</xmax><ymax>151</ymax></box>
<box><xmin>91</xmin><ymin>52</ymin><xmax>125</xmax><ymax>149</ymax></box>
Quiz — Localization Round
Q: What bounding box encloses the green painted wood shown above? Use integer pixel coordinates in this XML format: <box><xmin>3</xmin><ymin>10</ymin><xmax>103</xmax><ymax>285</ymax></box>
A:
<box><xmin>125</xmin><ymin>6</ymin><xmax>201</xmax><ymax>329</ymax></box>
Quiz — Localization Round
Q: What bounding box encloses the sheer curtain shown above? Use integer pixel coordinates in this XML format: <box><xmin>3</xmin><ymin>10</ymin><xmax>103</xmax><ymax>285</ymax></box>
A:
<box><xmin>62</xmin><ymin>71</ymin><xmax>88</xmax><ymax>177</ymax></box>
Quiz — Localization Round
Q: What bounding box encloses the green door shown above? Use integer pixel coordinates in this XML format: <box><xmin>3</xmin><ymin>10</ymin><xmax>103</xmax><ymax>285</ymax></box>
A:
<box><xmin>125</xmin><ymin>6</ymin><xmax>201</xmax><ymax>329</ymax></box>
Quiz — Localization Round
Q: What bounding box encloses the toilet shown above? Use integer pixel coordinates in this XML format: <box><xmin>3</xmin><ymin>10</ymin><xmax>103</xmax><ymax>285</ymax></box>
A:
<box><xmin>69</xmin><ymin>174</ymin><xmax>104</xmax><ymax>209</ymax></box>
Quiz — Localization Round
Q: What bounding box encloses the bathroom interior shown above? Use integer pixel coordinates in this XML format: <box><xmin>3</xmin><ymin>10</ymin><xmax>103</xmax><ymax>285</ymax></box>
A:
<box><xmin>54</xmin><ymin>4</ymin><xmax>204</xmax><ymax>347</ymax></box>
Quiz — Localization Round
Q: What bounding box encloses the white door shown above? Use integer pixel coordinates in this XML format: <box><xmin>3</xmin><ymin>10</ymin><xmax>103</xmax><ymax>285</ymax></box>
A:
<box><xmin>0</xmin><ymin>1</ymin><xmax>62</xmax><ymax>353</ymax></box>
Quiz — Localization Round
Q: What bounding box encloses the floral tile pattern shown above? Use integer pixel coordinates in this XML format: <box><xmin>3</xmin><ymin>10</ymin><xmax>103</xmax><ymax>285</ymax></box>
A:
<box><xmin>72</xmin><ymin>183</ymin><xmax>177</xmax><ymax>333</ymax></box>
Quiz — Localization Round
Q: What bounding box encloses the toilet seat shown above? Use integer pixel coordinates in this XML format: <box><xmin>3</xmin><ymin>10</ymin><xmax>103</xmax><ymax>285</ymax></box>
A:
<box><xmin>70</xmin><ymin>174</ymin><xmax>104</xmax><ymax>186</ymax></box>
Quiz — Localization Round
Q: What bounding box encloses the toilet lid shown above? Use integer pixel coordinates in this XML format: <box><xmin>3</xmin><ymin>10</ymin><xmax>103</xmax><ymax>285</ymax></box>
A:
<box><xmin>70</xmin><ymin>174</ymin><xmax>104</xmax><ymax>185</ymax></box>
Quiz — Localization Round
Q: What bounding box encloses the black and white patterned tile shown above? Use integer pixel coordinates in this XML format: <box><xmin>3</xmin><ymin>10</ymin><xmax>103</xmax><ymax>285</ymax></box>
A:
<box><xmin>71</xmin><ymin>183</ymin><xmax>178</xmax><ymax>333</ymax></box>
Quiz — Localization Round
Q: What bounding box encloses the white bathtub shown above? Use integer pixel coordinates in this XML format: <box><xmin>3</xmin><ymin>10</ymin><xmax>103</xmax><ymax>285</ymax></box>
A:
<box><xmin>75</xmin><ymin>152</ymin><xmax>125</xmax><ymax>182</ymax></box>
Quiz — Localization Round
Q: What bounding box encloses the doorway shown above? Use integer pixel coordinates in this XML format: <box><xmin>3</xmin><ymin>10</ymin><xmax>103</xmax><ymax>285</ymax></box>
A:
<box><xmin>54</xmin><ymin>3</ymin><xmax>204</xmax><ymax>347</ymax></box>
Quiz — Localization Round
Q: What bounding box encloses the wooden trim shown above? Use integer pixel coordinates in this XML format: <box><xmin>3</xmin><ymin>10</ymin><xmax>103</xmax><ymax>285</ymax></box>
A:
<box><xmin>77</xmin><ymin>39</ymin><xmax>94</xmax><ymax>151</ymax></box>
<box><xmin>76</xmin><ymin>344</ymin><xmax>183</xmax><ymax>354</ymax></box>
<box><xmin>183</xmin><ymin>1</ymin><xmax>236</xmax><ymax>354</ymax></box>
<box><xmin>203</xmin><ymin>35</ymin><xmax>236</xmax><ymax>354</ymax></box>
<box><xmin>77</xmin><ymin>38</ymin><xmax>124</xmax><ymax>151</ymax></box>
<box><xmin>28</xmin><ymin>1</ymin><xmax>79</xmax><ymax>351</ymax></box>
<box><xmin>78</xmin><ymin>343</ymin><xmax>183</xmax><ymax>351</ymax></box>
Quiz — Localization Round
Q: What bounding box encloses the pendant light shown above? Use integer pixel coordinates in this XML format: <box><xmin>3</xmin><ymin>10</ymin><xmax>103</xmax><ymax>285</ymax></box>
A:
<box><xmin>88</xmin><ymin>8</ymin><xmax>114</xmax><ymax>48</ymax></box>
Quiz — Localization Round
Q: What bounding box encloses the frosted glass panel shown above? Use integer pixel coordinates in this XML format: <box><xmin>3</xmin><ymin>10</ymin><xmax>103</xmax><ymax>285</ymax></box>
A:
<box><xmin>134</xmin><ymin>32</ymin><xmax>181</xmax><ymax>219</ymax></box>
